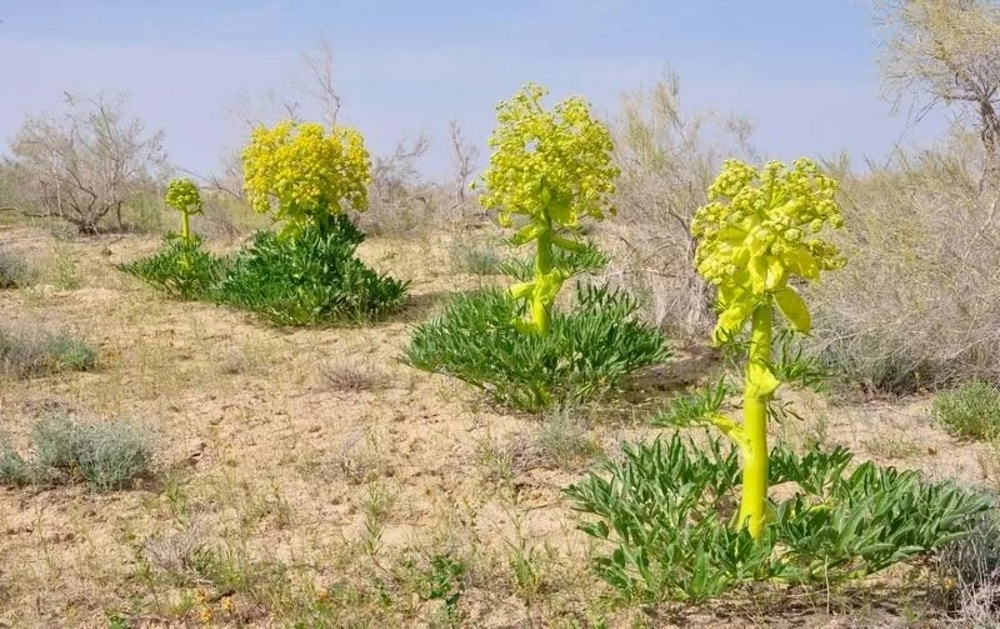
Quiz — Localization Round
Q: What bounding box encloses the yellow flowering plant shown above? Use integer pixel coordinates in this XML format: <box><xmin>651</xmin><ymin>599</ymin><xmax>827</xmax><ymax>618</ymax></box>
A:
<box><xmin>164</xmin><ymin>178</ymin><xmax>202</xmax><ymax>243</ymax></box>
<box><xmin>242</xmin><ymin>120</ymin><xmax>371</xmax><ymax>235</ymax></box>
<box><xmin>690</xmin><ymin>158</ymin><xmax>845</xmax><ymax>539</ymax></box>
<box><xmin>477</xmin><ymin>83</ymin><xmax>619</xmax><ymax>335</ymax></box>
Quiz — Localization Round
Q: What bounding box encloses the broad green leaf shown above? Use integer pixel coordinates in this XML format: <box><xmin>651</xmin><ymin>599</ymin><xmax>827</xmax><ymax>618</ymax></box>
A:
<box><xmin>774</xmin><ymin>287</ymin><xmax>811</xmax><ymax>333</ymax></box>
<box><xmin>713</xmin><ymin>300</ymin><xmax>753</xmax><ymax>345</ymax></box>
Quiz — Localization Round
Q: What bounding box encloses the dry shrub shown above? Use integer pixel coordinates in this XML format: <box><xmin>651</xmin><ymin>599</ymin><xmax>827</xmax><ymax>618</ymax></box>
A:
<box><xmin>598</xmin><ymin>72</ymin><xmax>756</xmax><ymax>338</ymax></box>
<box><xmin>355</xmin><ymin>135</ymin><xmax>450</xmax><ymax>237</ymax></box>
<box><xmin>805</xmin><ymin>127</ymin><xmax>1000</xmax><ymax>394</ymax></box>
<box><xmin>356</xmin><ymin>123</ymin><xmax>486</xmax><ymax>237</ymax></box>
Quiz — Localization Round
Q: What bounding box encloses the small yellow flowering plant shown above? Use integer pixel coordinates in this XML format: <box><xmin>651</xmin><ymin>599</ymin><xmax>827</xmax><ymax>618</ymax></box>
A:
<box><xmin>242</xmin><ymin>120</ymin><xmax>371</xmax><ymax>235</ymax></box>
<box><xmin>164</xmin><ymin>178</ymin><xmax>203</xmax><ymax>244</ymax></box>
<box><xmin>478</xmin><ymin>83</ymin><xmax>619</xmax><ymax>335</ymax></box>
<box><xmin>690</xmin><ymin>158</ymin><xmax>845</xmax><ymax>539</ymax></box>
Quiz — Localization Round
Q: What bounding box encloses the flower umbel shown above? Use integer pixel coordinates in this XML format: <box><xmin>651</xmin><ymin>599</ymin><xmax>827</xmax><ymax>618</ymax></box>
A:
<box><xmin>478</xmin><ymin>83</ymin><xmax>618</xmax><ymax>230</ymax></box>
<box><xmin>691</xmin><ymin>158</ymin><xmax>845</xmax><ymax>345</ymax></box>
<box><xmin>242</xmin><ymin>120</ymin><xmax>371</xmax><ymax>228</ymax></box>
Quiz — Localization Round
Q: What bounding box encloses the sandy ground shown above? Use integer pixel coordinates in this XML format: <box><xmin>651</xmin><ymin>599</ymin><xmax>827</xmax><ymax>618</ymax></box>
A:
<box><xmin>0</xmin><ymin>223</ymin><xmax>991</xmax><ymax>628</ymax></box>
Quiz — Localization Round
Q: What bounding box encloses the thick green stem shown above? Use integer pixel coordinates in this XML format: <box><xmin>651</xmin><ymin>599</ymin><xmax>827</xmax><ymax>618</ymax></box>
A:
<box><xmin>738</xmin><ymin>303</ymin><xmax>773</xmax><ymax>539</ymax></box>
<box><xmin>181</xmin><ymin>211</ymin><xmax>192</xmax><ymax>243</ymax></box>
<box><xmin>531</xmin><ymin>219</ymin><xmax>554</xmax><ymax>336</ymax></box>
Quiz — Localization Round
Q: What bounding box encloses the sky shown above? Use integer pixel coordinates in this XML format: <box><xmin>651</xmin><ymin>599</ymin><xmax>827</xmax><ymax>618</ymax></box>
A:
<box><xmin>0</xmin><ymin>0</ymin><xmax>954</xmax><ymax>180</ymax></box>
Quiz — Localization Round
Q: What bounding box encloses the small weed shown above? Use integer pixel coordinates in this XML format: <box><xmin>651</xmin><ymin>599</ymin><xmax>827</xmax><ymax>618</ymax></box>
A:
<box><xmin>532</xmin><ymin>409</ymin><xmax>603</xmax><ymax>470</ymax></box>
<box><xmin>0</xmin><ymin>436</ymin><xmax>33</xmax><ymax>487</ymax></box>
<box><xmin>936</xmin><ymin>506</ymin><xmax>1000</xmax><ymax>628</ymax></box>
<box><xmin>473</xmin><ymin>432</ymin><xmax>537</xmax><ymax>485</ymax></box>
<box><xmin>400</xmin><ymin>551</ymin><xmax>468</xmax><ymax>624</ymax></box>
<box><xmin>334</xmin><ymin>431</ymin><xmax>392</xmax><ymax>486</ymax></box>
<box><xmin>51</xmin><ymin>244</ymin><xmax>82</xmax><ymax>290</ymax></box>
<box><xmin>139</xmin><ymin>518</ymin><xmax>209</xmax><ymax>585</ymax></box>
<box><xmin>933</xmin><ymin>381</ymin><xmax>1000</xmax><ymax>440</ymax></box>
<box><xmin>361</xmin><ymin>481</ymin><xmax>396</xmax><ymax>556</ymax></box>
<box><xmin>217</xmin><ymin>348</ymin><xmax>251</xmax><ymax>375</ymax></box>
<box><xmin>103</xmin><ymin>610</ymin><xmax>133</xmax><ymax>629</ymax></box>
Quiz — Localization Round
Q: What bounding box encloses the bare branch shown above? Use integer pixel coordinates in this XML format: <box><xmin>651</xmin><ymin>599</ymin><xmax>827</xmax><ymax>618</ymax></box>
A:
<box><xmin>8</xmin><ymin>91</ymin><xmax>166</xmax><ymax>234</ymax></box>
<box><xmin>293</xmin><ymin>38</ymin><xmax>341</xmax><ymax>128</ymax></box>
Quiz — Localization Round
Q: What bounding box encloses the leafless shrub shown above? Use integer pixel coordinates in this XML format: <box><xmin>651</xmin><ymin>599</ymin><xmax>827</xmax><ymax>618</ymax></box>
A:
<box><xmin>875</xmin><ymin>0</ymin><xmax>1000</xmax><ymax>184</ymax></box>
<box><xmin>806</xmin><ymin>126</ymin><xmax>1000</xmax><ymax>393</ymax></box>
<box><xmin>599</xmin><ymin>72</ymin><xmax>755</xmax><ymax>338</ymax></box>
<box><xmin>356</xmin><ymin>133</ymin><xmax>441</xmax><ymax>236</ymax></box>
<box><xmin>7</xmin><ymin>92</ymin><xmax>167</xmax><ymax>234</ymax></box>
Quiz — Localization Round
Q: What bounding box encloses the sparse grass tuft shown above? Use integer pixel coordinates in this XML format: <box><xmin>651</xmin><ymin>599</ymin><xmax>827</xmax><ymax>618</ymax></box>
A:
<box><xmin>933</xmin><ymin>381</ymin><xmax>1000</xmax><ymax>440</ymax></box>
<box><xmin>532</xmin><ymin>409</ymin><xmax>603</xmax><ymax>470</ymax></box>
<box><xmin>0</xmin><ymin>414</ymin><xmax>154</xmax><ymax>491</ymax></box>
<box><xmin>473</xmin><ymin>432</ymin><xmax>538</xmax><ymax>485</ymax></box>
<box><xmin>0</xmin><ymin>325</ymin><xmax>97</xmax><ymax>379</ymax></box>
<box><xmin>320</xmin><ymin>361</ymin><xmax>391</xmax><ymax>393</ymax></box>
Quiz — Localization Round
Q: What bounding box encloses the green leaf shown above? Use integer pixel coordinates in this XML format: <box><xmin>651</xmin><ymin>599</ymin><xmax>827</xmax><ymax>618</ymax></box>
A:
<box><xmin>773</xmin><ymin>287</ymin><xmax>812</xmax><ymax>333</ymax></box>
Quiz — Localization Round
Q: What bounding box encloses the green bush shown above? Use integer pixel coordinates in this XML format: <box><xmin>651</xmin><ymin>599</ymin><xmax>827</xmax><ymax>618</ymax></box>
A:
<box><xmin>214</xmin><ymin>217</ymin><xmax>409</xmax><ymax>326</ymax></box>
<box><xmin>0</xmin><ymin>414</ymin><xmax>155</xmax><ymax>491</ymax></box>
<box><xmin>0</xmin><ymin>326</ymin><xmax>97</xmax><ymax>379</ymax></box>
<box><xmin>932</xmin><ymin>381</ymin><xmax>1000</xmax><ymax>440</ymax></box>
<box><xmin>403</xmin><ymin>282</ymin><xmax>669</xmax><ymax>412</ymax></box>
<box><xmin>118</xmin><ymin>235</ymin><xmax>227</xmax><ymax>300</ymax></box>
<box><xmin>565</xmin><ymin>432</ymin><xmax>991</xmax><ymax>602</ymax></box>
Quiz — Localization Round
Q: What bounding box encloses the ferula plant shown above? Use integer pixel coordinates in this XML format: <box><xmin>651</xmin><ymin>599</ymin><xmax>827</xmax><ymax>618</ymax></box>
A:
<box><xmin>477</xmin><ymin>83</ymin><xmax>619</xmax><ymax>335</ymax></box>
<box><xmin>691</xmin><ymin>158</ymin><xmax>845</xmax><ymax>538</ymax></box>
<box><xmin>242</xmin><ymin>120</ymin><xmax>371</xmax><ymax>235</ymax></box>
<box><xmin>164</xmin><ymin>178</ymin><xmax>203</xmax><ymax>243</ymax></box>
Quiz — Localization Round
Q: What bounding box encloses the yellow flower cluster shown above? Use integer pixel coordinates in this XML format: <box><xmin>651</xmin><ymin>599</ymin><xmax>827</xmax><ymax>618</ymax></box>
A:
<box><xmin>478</xmin><ymin>83</ymin><xmax>618</xmax><ymax>229</ymax></box>
<box><xmin>242</xmin><ymin>121</ymin><xmax>371</xmax><ymax>225</ymax></box>
<box><xmin>691</xmin><ymin>158</ymin><xmax>845</xmax><ymax>343</ymax></box>
<box><xmin>165</xmin><ymin>178</ymin><xmax>202</xmax><ymax>215</ymax></box>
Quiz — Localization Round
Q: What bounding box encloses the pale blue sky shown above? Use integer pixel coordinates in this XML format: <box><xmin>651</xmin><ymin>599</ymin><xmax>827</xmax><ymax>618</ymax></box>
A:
<box><xmin>0</xmin><ymin>1</ymin><xmax>951</xmax><ymax>179</ymax></box>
